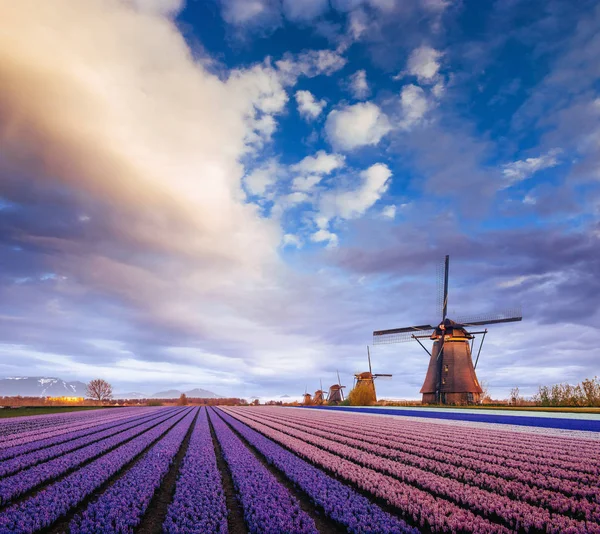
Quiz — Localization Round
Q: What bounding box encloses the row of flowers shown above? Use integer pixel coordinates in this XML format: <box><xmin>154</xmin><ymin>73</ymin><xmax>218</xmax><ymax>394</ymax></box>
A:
<box><xmin>225</xmin><ymin>408</ymin><xmax>600</xmax><ymax>533</ymax></box>
<box><xmin>248</xmin><ymin>409</ymin><xmax>600</xmax><ymax>512</ymax></box>
<box><xmin>215</xmin><ymin>408</ymin><xmax>418</xmax><ymax>534</ymax></box>
<box><xmin>69</xmin><ymin>408</ymin><xmax>197</xmax><ymax>533</ymax></box>
<box><xmin>268</xmin><ymin>408</ymin><xmax>600</xmax><ymax>476</ymax></box>
<box><xmin>0</xmin><ymin>408</ymin><xmax>193</xmax><ymax>533</ymax></box>
<box><xmin>0</xmin><ymin>408</ymin><xmax>173</xmax><ymax>477</ymax></box>
<box><xmin>0</xmin><ymin>408</ymin><xmax>146</xmax><ymax>450</ymax></box>
<box><xmin>209</xmin><ymin>407</ymin><xmax>318</xmax><ymax>534</ymax></box>
<box><xmin>0</xmin><ymin>407</ymin><xmax>186</xmax><ymax>505</ymax></box>
<box><xmin>163</xmin><ymin>407</ymin><xmax>228</xmax><ymax>533</ymax></box>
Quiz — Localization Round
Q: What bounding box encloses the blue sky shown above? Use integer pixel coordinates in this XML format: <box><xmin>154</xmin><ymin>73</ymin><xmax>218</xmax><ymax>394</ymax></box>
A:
<box><xmin>0</xmin><ymin>0</ymin><xmax>598</xmax><ymax>399</ymax></box>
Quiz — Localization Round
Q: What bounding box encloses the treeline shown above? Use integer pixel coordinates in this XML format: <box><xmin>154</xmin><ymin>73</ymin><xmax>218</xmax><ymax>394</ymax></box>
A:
<box><xmin>533</xmin><ymin>377</ymin><xmax>600</xmax><ymax>407</ymax></box>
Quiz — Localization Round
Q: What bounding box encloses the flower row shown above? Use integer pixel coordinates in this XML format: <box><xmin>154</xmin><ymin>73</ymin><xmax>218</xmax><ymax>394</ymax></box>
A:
<box><xmin>221</xmin><ymin>408</ymin><xmax>510</xmax><ymax>534</ymax></box>
<box><xmin>0</xmin><ymin>408</ymin><xmax>194</xmax><ymax>533</ymax></box>
<box><xmin>0</xmin><ymin>408</ymin><xmax>173</xmax><ymax>477</ymax></box>
<box><xmin>0</xmin><ymin>407</ymin><xmax>186</xmax><ymax>505</ymax></box>
<box><xmin>247</xmin><ymin>409</ymin><xmax>600</xmax><ymax>510</ymax></box>
<box><xmin>216</xmin><ymin>408</ymin><xmax>418</xmax><ymax>534</ymax></box>
<box><xmin>208</xmin><ymin>407</ymin><xmax>318</xmax><ymax>534</ymax></box>
<box><xmin>163</xmin><ymin>407</ymin><xmax>228</xmax><ymax>533</ymax></box>
<box><xmin>225</xmin><ymin>408</ymin><xmax>600</xmax><ymax>533</ymax></box>
<box><xmin>69</xmin><ymin>408</ymin><xmax>197</xmax><ymax>533</ymax></box>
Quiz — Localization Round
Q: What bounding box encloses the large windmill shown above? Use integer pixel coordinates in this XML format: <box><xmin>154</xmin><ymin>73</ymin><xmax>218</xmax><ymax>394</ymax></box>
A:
<box><xmin>373</xmin><ymin>255</ymin><xmax>522</xmax><ymax>405</ymax></box>
<box><xmin>353</xmin><ymin>347</ymin><xmax>392</xmax><ymax>404</ymax></box>
<box><xmin>327</xmin><ymin>371</ymin><xmax>346</xmax><ymax>404</ymax></box>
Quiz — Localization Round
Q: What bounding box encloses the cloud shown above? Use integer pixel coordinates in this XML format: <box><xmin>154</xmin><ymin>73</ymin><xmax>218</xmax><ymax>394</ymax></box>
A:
<box><xmin>291</xmin><ymin>175</ymin><xmax>323</xmax><ymax>192</ymax></box>
<box><xmin>244</xmin><ymin>159</ymin><xmax>283</xmax><ymax>197</ymax></box>
<box><xmin>282</xmin><ymin>0</ymin><xmax>330</xmax><ymax>22</ymax></box>
<box><xmin>349</xmin><ymin>69</ymin><xmax>370</xmax><ymax>99</ymax></box>
<box><xmin>219</xmin><ymin>0</ymin><xmax>281</xmax><ymax>27</ymax></box>
<box><xmin>404</xmin><ymin>45</ymin><xmax>443</xmax><ymax>84</ymax></box>
<box><xmin>399</xmin><ymin>84</ymin><xmax>430</xmax><ymax>129</ymax></box>
<box><xmin>325</xmin><ymin>102</ymin><xmax>392</xmax><ymax>150</ymax></box>
<box><xmin>310</xmin><ymin>228</ymin><xmax>339</xmax><ymax>248</ymax></box>
<box><xmin>381</xmin><ymin>204</ymin><xmax>396</xmax><ymax>219</ymax></box>
<box><xmin>282</xmin><ymin>233</ymin><xmax>303</xmax><ymax>248</ymax></box>
<box><xmin>276</xmin><ymin>50</ymin><xmax>347</xmax><ymax>84</ymax></box>
<box><xmin>295</xmin><ymin>90</ymin><xmax>327</xmax><ymax>119</ymax></box>
<box><xmin>320</xmin><ymin>163</ymin><xmax>392</xmax><ymax>220</ymax></box>
<box><xmin>501</xmin><ymin>149</ymin><xmax>562</xmax><ymax>188</ymax></box>
<box><xmin>291</xmin><ymin>150</ymin><xmax>346</xmax><ymax>175</ymax></box>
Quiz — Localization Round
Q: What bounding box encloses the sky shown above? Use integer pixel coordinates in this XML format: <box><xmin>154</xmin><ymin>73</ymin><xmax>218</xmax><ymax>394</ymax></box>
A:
<box><xmin>0</xmin><ymin>0</ymin><xmax>599</xmax><ymax>400</ymax></box>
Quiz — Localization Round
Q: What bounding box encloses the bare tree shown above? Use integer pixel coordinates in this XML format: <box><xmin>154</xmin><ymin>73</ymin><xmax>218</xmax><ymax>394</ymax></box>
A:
<box><xmin>86</xmin><ymin>379</ymin><xmax>113</xmax><ymax>402</ymax></box>
<box><xmin>509</xmin><ymin>386</ymin><xmax>521</xmax><ymax>406</ymax></box>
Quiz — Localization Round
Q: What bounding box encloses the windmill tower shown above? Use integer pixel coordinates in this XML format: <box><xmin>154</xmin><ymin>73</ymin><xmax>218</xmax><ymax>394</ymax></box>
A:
<box><xmin>352</xmin><ymin>347</ymin><xmax>392</xmax><ymax>404</ymax></box>
<box><xmin>373</xmin><ymin>255</ymin><xmax>522</xmax><ymax>405</ymax></box>
<box><xmin>313</xmin><ymin>380</ymin><xmax>326</xmax><ymax>405</ymax></box>
<box><xmin>302</xmin><ymin>386</ymin><xmax>312</xmax><ymax>405</ymax></box>
<box><xmin>327</xmin><ymin>371</ymin><xmax>346</xmax><ymax>404</ymax></box>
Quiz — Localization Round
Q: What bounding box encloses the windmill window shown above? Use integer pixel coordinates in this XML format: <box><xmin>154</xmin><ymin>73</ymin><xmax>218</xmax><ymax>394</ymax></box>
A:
<box><xmin>442</xmin><ymin>378</ymin><xmax>446</xmax><ymax>385</ymax></box>
<box><xmin>444</xmin><ymin>365</ymin><xmax>449</xmax><ymax>372</ymax></box>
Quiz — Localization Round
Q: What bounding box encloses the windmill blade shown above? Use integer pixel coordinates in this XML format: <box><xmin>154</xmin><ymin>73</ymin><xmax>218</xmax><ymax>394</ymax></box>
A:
<box><xmin>373</xmin><ymin>325</ymin><xmax>435</xmax><ymax>345</ymax></box>
<box><xmin>374</xmin><ymin>374</ymin><xmax>392</xmax><ymax>378</ymax></box>
<box><xmin>336</xmin><ymin>370</ymin><xmax>342</xmax><ymax>387</ymax></box>
<box><xmin>367</xmin><ymin>346</ymin><xmax>372</xmax><ymax>374</ymax></box>
<box><xmin>436</xmin><ymin>255</ymin><xmax>450</xmax><ymax>321</ymax></box>
<box><xmin>455</xmin><ymin>309</ymin><xmax>522</xmax><ymax>327</ymax></box>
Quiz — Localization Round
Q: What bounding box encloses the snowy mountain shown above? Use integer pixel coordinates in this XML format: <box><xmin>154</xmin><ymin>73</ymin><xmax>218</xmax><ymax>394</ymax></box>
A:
<box><xmin>0</xmin><ymin>377</ymin><xmax>88</xmax><ymax>397</ymax></box>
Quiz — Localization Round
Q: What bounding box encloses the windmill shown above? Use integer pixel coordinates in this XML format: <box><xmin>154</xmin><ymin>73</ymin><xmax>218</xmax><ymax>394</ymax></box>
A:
<box><xmin>327</xmin><ymin>371</ymin><xmax>346</xmax><ymax>404</ymax></box>
<box><xmin>313</xmin><ymin>380</ymin><xmax>326</xmax><ymax>405</ymax></box>
<box><xmin>352</xmin><ymin>346</ymin><xmax>392</xmax><ymax>404</ymax></box>
<box><xmin>373</xmin><ymin>255</ymin><xmax>522</xmax><ymax>405</ymax></box>
<box><xmin>302</xmin><ymin>386</ymin><xmax>312</xmax><ymax>405</ymax></box>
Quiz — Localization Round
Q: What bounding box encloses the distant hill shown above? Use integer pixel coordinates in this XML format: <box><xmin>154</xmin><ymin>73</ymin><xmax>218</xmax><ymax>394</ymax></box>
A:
<box><xmin>113</xmin><ymin>387</ymin><xmax>223</xmax><ymax>400</ymax></box>
<box><xmin>0</xmin><ymin>377</ymin><xmax>88</xmax><ymax>397</ymax></box>
<box><xmin>0</xmin><ymin>377</ymin><xmax>223</xmax><ymax>400</ymax></box>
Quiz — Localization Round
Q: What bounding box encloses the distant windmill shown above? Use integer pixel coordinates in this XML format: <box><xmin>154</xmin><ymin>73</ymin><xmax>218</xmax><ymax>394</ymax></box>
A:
<box><xmin>373</xmin><ymin>255</ymin><xmax>522</xmax><ymax>405</ymax></box>
<box><xmin>353</xmin><ymin>347</ymin><xmax>392</xmax><ymax>404</ymax></box>
<box><xmin>327</xmin><ymin>371</ymin><xmax>346</xmax><ymax>404</ymax></box>
<box><xmin>313</xmin><ymin>380</ymin><xmax>326</xmax><ymax>405</ymax></box>
<box><xmin>302</xmin><ymin>385</ymin><xmax>312</xmax><ymax>405</ymax></box>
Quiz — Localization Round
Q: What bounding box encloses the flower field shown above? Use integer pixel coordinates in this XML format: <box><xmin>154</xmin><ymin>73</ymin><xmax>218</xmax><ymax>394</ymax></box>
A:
<box><xmin>0</xmin><ymin>406</ymin><xmax>599</xmax><ymax>533</ymax></box>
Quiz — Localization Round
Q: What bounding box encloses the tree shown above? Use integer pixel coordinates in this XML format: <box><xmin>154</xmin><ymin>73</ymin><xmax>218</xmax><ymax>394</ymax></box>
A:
<box><xmin>509</xmin><ymin>386</ymin><xmax>521</xmax><ymax>406</ymax></box>
<box><xmin>86</xmin><ymin>379</ymin><xmax>113</xmax><ymax>402</ymax></box>
<box><xmin>348</xmin><ymin>382</ymin><xmax>376</xmax><ymax>406</ymax></box>
<box><xmin>178</xmin><ymin>393</ymin><xmax>188</xmax><ymax>406</ymax></box>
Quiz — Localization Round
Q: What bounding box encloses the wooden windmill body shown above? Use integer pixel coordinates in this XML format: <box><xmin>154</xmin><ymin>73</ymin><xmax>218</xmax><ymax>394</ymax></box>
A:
<box><xmin>313</xmin><ymin>380</ymin><xmax>326</xmax><ymax>405</ymax></box>
<box><xmin>326</xmin><ymin>372</ymin><xmax>346</xmax><ymax>404</ymax></box>
<box><xmin>373</xmin><ymin>255</ymin><xmax>522</xmax><ymax>405</ymax></box>
<box><xmin>302</xmin><ymin>386</ymin><xmax>312</xmax><ymax>405</ymax></box>
<box><xmin>352</xmin><ymin>347</ymin><xmax>392</xmax><ymax>404</ymax></box>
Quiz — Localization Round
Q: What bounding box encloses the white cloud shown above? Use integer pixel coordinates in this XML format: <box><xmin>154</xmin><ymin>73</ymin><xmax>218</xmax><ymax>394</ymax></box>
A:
<box><xmin>291</xmin><ymin>150</ymin><xmax>345</xmax><ymax>175</ymax></box>
<box><xmin>381</xmin><ymin>204</ymin><xmax>396</xmax><ymax>219</ymax></box>
<box><xmin>325</xmin><ymin>102</ymin><xmax>391</xmax><ymax>151</ymax></box>
<box><xmin>292</xmin><ymin>174</ymin><xmax>323</xmax><ymax>192</ymax></box>
<box><xmin>295</xmin><ymin>90</ymin><xmax>327</xmax><ymax>119</ymax></box>
<box><xmin>310</xmin><ymin>228</ymin><xmax>339</xmax><ymax>247</ymax></box>
<box><xmin>219</xmin><ymin>0</ymin><xmax>279</xmax><ymax>26</ymax></box>
<box><xmin>502</xmin><ymin>149</ymin><xmax>562</xmax><ymax>187</ymax></box>
<box><xmin>404</xmin><ymin>45</ymin><xmax>443</xmax><ymax>84</ymax></box>
<box><xmin>276</xmin><ymin>49</ymin><xmax>347</xmax><ymax>85</ymax></box>
<box><xmin>349</xmin><ymin>69</ymin><xmax>370</xmax><ymax>99</ymax></box>
<box><xmin>282</xmin><ymin>233</ymin><xmax>303</xmax><ymax>248</ymax></box>
<box><xmin>282</xmin><ymin>0</ymin><xmax>330</xmax><ymax>21</ymax></box>
<box><xmin>400</xmin><ymin>84</ymin><xmax>430</xmax><ymax>129</ymax></box>
<box><xmin>320</xmin><ymin>163</ymin><xmax>392</xmax><ymax>219</ymax></box>
<box><xmin>244</xmin><ymin>159</ymin><xmax>282</xmax><ymax>197</ymax></box>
